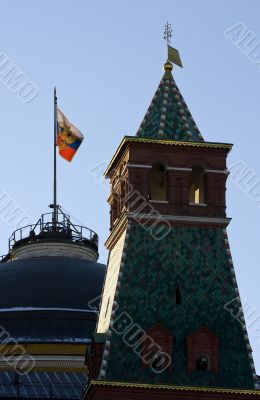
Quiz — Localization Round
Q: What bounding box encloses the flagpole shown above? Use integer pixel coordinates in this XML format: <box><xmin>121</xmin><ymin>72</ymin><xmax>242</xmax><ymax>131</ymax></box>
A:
<box><xmin>53</xmin><ymin>87</ymin><xmax>57</xmax><ymax>227</ymax></box>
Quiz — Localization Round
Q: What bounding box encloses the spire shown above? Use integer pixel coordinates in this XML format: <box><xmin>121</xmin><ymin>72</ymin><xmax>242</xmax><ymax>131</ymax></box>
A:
<box><xmin>136</xmin><ymin>25</ymin><xmax>204</xmax><ymax>142</ymax></box>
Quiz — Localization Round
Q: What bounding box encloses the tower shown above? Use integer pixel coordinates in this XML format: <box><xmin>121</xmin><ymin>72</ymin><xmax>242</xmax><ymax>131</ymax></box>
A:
<box><xmin>83</xmin><ymin>47</ymin><xmax>260</xmax><ymax>399</ymax></box>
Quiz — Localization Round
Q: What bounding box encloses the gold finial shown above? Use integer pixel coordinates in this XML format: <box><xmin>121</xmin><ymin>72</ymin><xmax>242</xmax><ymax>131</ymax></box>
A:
<box><xmin>164</xmin><ymin>61</ymin><xmax>173</xmax><ymax>71</ymax></box>
<box><xmin>163</xmin><ymin>61</ymin><xmax>173</xmax><ymax>79</ymax></box>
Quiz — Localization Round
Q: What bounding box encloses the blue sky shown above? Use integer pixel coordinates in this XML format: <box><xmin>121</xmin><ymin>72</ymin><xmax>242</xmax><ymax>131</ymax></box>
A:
<box><xmin>0</xmin><ymin>0</ymin><xmax>260</xmax><ymax>373</ymax></box>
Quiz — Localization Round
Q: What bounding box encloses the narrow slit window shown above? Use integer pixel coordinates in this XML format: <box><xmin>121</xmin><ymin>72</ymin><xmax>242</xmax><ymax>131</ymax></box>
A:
<box><xmin>105</xmin><ymin>297</ymin><xmax>110</xmax><ymax>318</ymax></box>
<box><xmin>176</xmin><ymin>284</ymin><xmax>181</xmax><ymax>305</ymax></box>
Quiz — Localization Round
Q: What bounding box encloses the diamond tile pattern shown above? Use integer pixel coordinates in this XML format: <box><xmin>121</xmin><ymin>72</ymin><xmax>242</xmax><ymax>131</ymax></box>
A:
<box><xmin>105</xmin><ymin>224</ymin><xmax>254</xmax><ymax>389</ymax></box>
<box><xmin>136</xmin><ymin>69</ymin><xmax>204</xmax><ymax>142</ymax></box>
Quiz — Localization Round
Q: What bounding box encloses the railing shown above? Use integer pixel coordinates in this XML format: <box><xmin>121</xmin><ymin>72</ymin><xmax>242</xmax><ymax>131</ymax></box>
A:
<box><xmin>8</xmin><ymin>206</ymin><xmax>98</xmax><ymax>253</ymax></box>
<box><xmin>0</xmin><ymin>381</ymin><xmax>85</xmax><ymax>398</ymax></box>
<box><xmin>0</xmin><ymin>253</ymin><xmax>10</xmax><ymax>263</ymax></box>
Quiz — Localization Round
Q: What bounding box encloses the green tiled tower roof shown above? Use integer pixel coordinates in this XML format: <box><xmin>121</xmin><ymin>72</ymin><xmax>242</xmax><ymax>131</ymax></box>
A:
<box><xmin>136</xmin><ymin>62</ymin><xmax>204</xmax><ymax>142</ymax></box>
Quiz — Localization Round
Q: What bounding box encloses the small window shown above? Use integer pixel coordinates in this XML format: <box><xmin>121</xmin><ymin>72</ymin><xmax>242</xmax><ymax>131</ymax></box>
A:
<box><xmin>176</xmin><ymin>284</ymin><xmax>181</xmax><ymax>305</ymax></box>
<box><xmin>105</xmin><ymin>297</ymin><xmax>110</xmax><ymax>318</ymax></box>
<box><xmin>120</xmin><ymin>180</ymin><xmax>126</xmax><ymax>210</ymax></box>
<box><xmin>149</xmin><ymin>163</ymin><xmax>167</xmax><ymax>201</ymax></box>
<box><xmin>189</xmin><ymin>167</ymin><xmax>205</xmax><ymax>204</ymax></box>
<box><xmin>151</xmin><ymin>353</ymin><xmax>167</xmax><ymax>371</ymax></box>
<box><xmin>151</xmin><ymin>355</ymin><xmax>160</xmax><ymax>370</ymax></box>
<box><xmin>196</xmin><ymin>356</ymin><xmax>208</xmax><ymax>371</ymax></box>
<box><xmin>112</xmin><ymin>196</ymin><xmax>119</xmax><ymax>223</ymax></box>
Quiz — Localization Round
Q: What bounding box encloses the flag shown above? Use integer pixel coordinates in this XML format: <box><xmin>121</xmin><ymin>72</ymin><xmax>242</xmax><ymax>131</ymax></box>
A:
<box><xmin>168</xmin><ymin>45</ymin><xmax>183</xmax><ymax>68</ymax></box>
<box><xmin>57</xmin><ymin>108</ymin><xmax>84</xmax><ymax>162</ymax></box>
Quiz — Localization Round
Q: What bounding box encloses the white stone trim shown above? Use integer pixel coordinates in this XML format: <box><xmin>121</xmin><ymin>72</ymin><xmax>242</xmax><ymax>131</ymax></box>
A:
<box><xmin>13</xmin><ymin>242</ymin><xmax>98</xmax><ymax>262</ymax></box>
<box><xmin>189</xmin><ymin>202</ymin><xmax>207</xmax><ymax>207</ymax></box>
<box><xmin>97</xmin><ymin>223</ymin><xmax>132</xmax><ymax>379</ymax></box>
<box><xmin>97</xmin><ymin>230</ymin><xmax>127</xmax><ymax>333</ymax></box>
<box><xmin>127</xmin><ymin>212</ymin><xmax>231</xmax><ymax>225</ymax></box>
<box><xmin>127</xmin><ymin>165</ymin><xmax>229</xmax><ymax>175</ymax></box>
<box><xmin>16</xmin><ymin>355</ymin><xmax>85</xmax><ymax>362</ymax></box>
<box><xmin>205</xmin><ymin>169</ymin><xmax>228</xmax><ymax>174</ymax></box>
<box><xmin>0</xmin><ymin>355</ymin><xmax>85</xmax><ymax>369</ymax></box>
<box><xmin>149</xmin><ymin>200</ymin><xmax>169</xmax><ymax>204</ymax></box>
<box><xmin>167</xmin><ymin>167</ymin><xmax>192</xmax><ymax>172</ymax></box>
<box><xmin>127</xmin><ymin>163</ymin><xmax>152</xmax><ymax>169</ymax></box>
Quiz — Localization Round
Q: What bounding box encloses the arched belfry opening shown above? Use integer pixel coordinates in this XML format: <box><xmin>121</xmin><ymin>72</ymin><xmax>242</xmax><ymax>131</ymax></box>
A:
<box><xmin>149</xmin><ymin>163</ymin><xmax>167</xmax><ymax>201</ymax></box>
<box><xmin>189</xmin><ymin>166</ymin><xmax>205</xmax><ymax>204</ymax></box>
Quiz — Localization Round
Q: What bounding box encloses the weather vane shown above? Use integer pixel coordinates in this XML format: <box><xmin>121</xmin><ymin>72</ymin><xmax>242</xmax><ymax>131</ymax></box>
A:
<box><xmin>164</xmin><ymin>22</ymin><xmax>172</xmax><ymax>45</ymax></box>
<box><xmin>163</xmin><ymin>22</ymin><xmax>183</xmax><ymax>69</ymax></box>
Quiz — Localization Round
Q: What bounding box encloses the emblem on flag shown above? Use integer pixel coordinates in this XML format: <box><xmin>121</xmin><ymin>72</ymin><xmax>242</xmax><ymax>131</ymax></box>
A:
<box><xmin>57</xmin><ymin>108</ymin><xmax>84</xmax><ymax>162</ymax></box>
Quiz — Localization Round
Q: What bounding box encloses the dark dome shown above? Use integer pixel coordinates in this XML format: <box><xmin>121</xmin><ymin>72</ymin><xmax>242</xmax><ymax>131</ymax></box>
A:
<box><xmin>0</xmin><ymin>256</ymin><xmax>105</xmax><ymax>343</ymax></box>
<box><xmin>0</xmin><ymin>256</ymin><xmax>105</xmax><ymax>309</ymax></box>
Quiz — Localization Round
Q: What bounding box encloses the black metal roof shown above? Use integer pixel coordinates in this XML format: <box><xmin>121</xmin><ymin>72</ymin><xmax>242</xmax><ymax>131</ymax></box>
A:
<box><xmin>0</xmin><ymin>256</ymin><xmax>105</xmax><ymax>342</ymax></box>
<box><xmin>0</xmin><ymin>311</ymin><xmax>97</xmax><ymax>343</ymax></box>
<box><xmin>0</xmin><ymin>256</ymin><xmax>104</xmax><ymax>309</ymax></box>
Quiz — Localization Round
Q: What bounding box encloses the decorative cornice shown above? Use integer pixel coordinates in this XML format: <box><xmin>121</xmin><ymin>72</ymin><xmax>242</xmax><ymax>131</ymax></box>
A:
<box><xmin>105</xmin><ymin>212</ymin><xmax>231</xmax><ymax>250</ymax></box>
<box><xmin>105</xmin><ymin>136</ymin><xmax>233</xmax><ymax>176</ymax></box>
<box><xmin>87</xmin><ymin>380</ymin><xmax>260</xmax><ymax>395</ymax></box>
<box><xmin>124</xmin><ymin>136</ymin><xmax>233</xmax><ymax>149</ymax></box>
